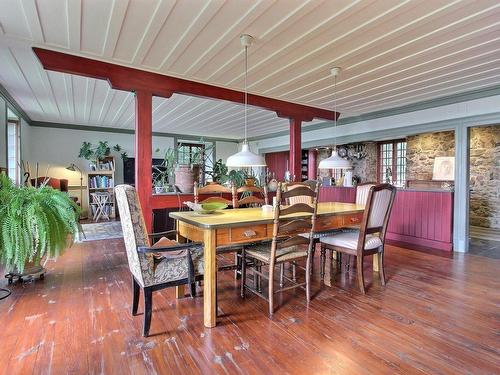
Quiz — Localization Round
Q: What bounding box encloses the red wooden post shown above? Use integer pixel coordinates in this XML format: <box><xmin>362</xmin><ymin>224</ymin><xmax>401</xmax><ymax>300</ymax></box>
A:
<box><xmin>135</xmin><ymin>90</ymin><xmax>153</xmax><ymax>232</ymax></box>
<box><xmin>289</xmin><ymin>117</ymin><xmax>302</xmax><ymax>182</ymax></box>
<box><xmin>308</xmin><ymin>149</ymin><xmax>317</xmax><ymax>180</ymax></box>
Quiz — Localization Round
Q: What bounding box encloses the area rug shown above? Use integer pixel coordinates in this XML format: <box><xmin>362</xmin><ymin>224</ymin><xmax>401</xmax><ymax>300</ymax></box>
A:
<box><xmin>80</xmin><ymin>221</ymin><xmax>123</xmax><ymax>242</ymax></box>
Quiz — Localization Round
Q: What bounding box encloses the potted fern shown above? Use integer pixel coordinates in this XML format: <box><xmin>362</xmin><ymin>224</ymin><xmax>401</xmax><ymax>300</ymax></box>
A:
<box><xmin>0</xmin><ymin>173</ymin><xmax>80</xmax><ymax>281</ymax></box>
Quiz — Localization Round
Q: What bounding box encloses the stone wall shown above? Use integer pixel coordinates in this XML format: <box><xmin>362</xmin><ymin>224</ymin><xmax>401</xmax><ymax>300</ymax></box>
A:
<box><xmin>406</xmin><ymin>131</ymin><xmax>455</xmax><ymax>180</ymax></box>
<box><xmin>469</xmin><ymin>125</ymin><xmax>500</xmax><ymax>229</ymax></box>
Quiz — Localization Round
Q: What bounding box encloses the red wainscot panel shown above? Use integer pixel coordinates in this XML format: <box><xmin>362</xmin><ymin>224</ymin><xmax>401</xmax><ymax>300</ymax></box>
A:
<box><xmin>386</xmin><ymin>190</ymin><xmax>454</xmax><ymax>252</ymax></box>
<box><xmin>319</xmin><ymin>186</ymin><xmax>356</xmax><ymax>203</ymax></box>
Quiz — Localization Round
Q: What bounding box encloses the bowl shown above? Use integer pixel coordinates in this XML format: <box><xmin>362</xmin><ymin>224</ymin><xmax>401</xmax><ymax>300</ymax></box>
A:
<box><xmin>200</xmin><ymin>202</ymin><xmax>228</xmax><ymax>213</ymax></box>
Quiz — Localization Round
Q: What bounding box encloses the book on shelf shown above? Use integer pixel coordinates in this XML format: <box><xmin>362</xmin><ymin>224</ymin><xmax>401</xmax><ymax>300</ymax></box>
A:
<box><xmin>89</xmin><ymin>175</ymin><xmax>114</xmax><ymax>189</ymax></box>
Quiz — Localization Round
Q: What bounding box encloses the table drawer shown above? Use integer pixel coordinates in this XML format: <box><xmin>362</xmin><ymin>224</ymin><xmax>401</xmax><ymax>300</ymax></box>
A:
<box><xmin>343</xmin><ymin>213</ymin><xmax>364</xmax><ymax>226</ymax></box>
<box><xmin>316</xmin><ymin>215</ymin><xmax>343</xmax><ymax>232</ymax></box>
<box><xmin>217</xmin><ymin>224</ymin><xmax>270</xmax><ymax>245</ymax></box>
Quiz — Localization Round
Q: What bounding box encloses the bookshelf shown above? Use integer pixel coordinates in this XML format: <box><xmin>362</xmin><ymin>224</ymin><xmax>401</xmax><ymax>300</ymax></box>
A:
<box><xmin>301</xmin><ymin>149</ymin><xmax>309</xmax><ymax>181</ymax></box>
<box><xmin>87</xmin><ymin>156</ymin><xmax>116</xmax><ymax>220</ymax></box>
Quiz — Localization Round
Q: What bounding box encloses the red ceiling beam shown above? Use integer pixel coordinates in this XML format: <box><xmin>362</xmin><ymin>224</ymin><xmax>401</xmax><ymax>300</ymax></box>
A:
<box><xmin>32</xmin><ymin>47</ymin><xmax>339</xmax><ymax>121</ymax></box>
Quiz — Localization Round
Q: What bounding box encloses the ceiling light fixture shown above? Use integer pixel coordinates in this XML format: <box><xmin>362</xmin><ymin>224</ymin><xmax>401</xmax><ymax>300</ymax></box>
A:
<box><xmin>318</xmin><ymin>67</ymin><xmax>352</xmax><ymax>170</ymax></box>
<box><xmin>226</xmin><ymin>34</ymin><xmax>267</xmax><ymax>168</ymax></box>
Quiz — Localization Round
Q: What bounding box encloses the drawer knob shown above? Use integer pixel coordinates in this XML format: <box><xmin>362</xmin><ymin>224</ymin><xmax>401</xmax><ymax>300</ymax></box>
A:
<box><xmin>351</xmin><ymin>217</ymin><xmax>359</xmax><ymax>222</ymax></box>
<box><xmin>243</xmin><ymin>230</ymin><xmax>257</xmax><ymax>237</ymax></box>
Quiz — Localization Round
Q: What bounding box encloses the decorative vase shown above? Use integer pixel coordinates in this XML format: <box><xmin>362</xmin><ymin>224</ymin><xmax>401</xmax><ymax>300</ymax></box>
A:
<box><xmin>174</xmin><ymin>165</ymin><xmax>200</xmax><ymax>193</ymax></box>
<box><xmin>154</xmin><ymin>186</ymin><xmax>167</xmax><ymax>194</ymax></box>
<box><xmin>267</xmin><ymin>178</ymin><xmax>278</xmax><ymax>192</ymax></box>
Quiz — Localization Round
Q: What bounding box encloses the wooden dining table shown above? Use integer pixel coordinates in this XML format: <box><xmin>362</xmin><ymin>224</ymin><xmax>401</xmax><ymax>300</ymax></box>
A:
<box><xmin>170</xmin><ymin>202</ymin><xmax>366</xmax><ymax>328</ymax></box>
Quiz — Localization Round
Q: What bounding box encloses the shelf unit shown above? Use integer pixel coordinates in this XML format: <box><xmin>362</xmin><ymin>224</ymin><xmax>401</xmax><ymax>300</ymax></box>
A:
<box><xmin>87</xmin><ymin>157</ymin><xmax>116</xmax><ymax>219</ymax></box>
<box><xmin>301</xmin><ymin>149</ymin><xmax>309</xmax><ymax>181</ymax></box>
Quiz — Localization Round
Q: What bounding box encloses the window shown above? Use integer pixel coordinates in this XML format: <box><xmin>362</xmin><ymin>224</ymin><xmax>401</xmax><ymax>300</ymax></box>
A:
<box><xmin>176</xmin><ymin>140</ymin><xmax>214</xmax><ymax>184</ymax></box>
<box><xmin>378</xmin><ymin>140</ymin><xmax>406</xmax><ymax>187</ymax></box>
<box><xmin>7</xmin><ymin>120</ymin><xmax>20</xmax><ymax>184</ymax></box>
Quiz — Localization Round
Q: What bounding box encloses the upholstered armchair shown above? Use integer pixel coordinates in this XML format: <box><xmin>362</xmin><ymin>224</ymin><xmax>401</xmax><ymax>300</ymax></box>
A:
<box><xmin>115</xmin><ymin>185</ymin><xmax>204</xmax><ymax>336</ymax></box>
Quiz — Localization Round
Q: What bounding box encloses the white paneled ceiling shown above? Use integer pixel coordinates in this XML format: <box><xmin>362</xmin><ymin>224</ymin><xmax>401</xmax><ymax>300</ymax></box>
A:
<box><xmin>1</xmin><ymin>0</ymin><xmax>500</xmax><ymax>139</ymax></box>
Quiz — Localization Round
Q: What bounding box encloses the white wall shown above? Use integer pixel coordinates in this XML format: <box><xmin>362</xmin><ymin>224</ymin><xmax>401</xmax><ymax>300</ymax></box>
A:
<box><xmin>25</xmin><ymin>126</ymin><xmax>238</xmax><ymax>210</ymax></box>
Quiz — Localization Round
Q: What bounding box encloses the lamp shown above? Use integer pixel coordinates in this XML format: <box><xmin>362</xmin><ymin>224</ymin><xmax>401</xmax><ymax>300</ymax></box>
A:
<box><xmin>66</xmin><ymin>163</ymin><xmax>86</xmax><ymax>220</ymax></box>
<box><xmin>318</xmin><ymin>67</ymin><xmax>352</xmax><ymax>170</ymax></box>
<box><xmin>226</xmin><ymin>34</ymin><xmax>267</xmax><ymax>168</ymax></box>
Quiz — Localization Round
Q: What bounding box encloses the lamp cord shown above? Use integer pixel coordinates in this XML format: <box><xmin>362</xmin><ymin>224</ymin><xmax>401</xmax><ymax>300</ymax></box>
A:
<box><xmin>244</xmin><ymin>45</ymin><xmax>248</xmax><ymax>144</ymax></box>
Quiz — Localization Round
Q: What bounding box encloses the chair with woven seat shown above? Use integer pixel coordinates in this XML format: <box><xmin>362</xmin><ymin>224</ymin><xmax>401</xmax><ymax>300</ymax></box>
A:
<box><xmin>240</xmin><ymin>182</ymin><xmax>319</xmax><ymax>316</ymax></box>
<box><xmin>115</xmin><ymin>184</ymin><xmax>204</xmax><ymax>337</ymax></box>
<box><xmin>319</xmin><ymin>183</ymin><xmax>396</xmax><ymax>294</ymax></box>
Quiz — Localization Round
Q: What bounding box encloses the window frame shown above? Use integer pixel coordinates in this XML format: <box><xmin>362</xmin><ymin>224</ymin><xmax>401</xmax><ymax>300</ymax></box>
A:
<box><xmin>6</xmin><ymin>119</ymin><xmax>20</xmax><ymax>185</ymax></box>
<box><xmin>377</xmin><ymin>139</ymin><xmax>407</xmax><ymax>187</ymax></box>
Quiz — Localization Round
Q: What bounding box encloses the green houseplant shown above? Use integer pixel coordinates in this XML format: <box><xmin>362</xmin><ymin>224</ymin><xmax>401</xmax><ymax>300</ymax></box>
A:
<box><xmin>78</xmin><ymin>141</ymin><xmax>128</xmax><ymax>168</ymax></box>
<box><xmin>153</xmin><ymin>148</ymin><xmax>176</xmax><ymax>193</ymax></box>
<box><xmin>0</xmin><ymin>173</ymin><xmax>80</xmax><ymax>274</ymax></box>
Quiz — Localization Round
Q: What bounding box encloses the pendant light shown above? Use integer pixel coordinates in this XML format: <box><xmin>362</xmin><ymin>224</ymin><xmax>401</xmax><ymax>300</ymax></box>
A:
<box><xmin>226</xmin><ymin>34</ymin><xmax>267</xmax><ymax>168</ymax></box>
<box><xmin>318</xmin><ymin>67</ymin><xmax>352</xmax><ymax>170</ymax></box>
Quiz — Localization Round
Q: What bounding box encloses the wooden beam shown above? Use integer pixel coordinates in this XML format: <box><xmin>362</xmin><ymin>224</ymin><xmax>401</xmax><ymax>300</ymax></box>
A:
<box><xmin>32</xmin><ymin>47</ymin><xmax>339</xmax><ymax>121</ymax></box>
<box><xmin>135</xmin><ymin>90</ymin><xmax>153</xmax><ymax>232</ymax></box>
<box><xmin>289</xmin><ymin>118</ymin><xmax>302</xmax><ymax>182</ymax></box>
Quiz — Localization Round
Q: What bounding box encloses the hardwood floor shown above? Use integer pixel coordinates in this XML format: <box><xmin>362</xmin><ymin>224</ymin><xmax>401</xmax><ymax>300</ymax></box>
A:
<box><xmin>0</xmin><ymin>239</ymin><xmax>499</xmax><ymax>375</ymax></box>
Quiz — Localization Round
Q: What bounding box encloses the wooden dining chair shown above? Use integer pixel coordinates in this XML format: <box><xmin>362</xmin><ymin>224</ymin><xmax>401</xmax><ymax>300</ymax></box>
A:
<box><xmin>194</xmin><ymin>182</ymin><xmax>233</xmax><ymax>206</ymax></box>
<box><xmin>319</xmin><ymin>184</ymin><xmax>397</xmax><ymax>294</ymax></box>
<box><xmin>115</xmin><ymin>185</ymin><xmax>204</xmax><ymax>336</ymax></box>
<box><xmin>240</xmin><ymin>182</ymin><xmax>319</xmax><ymax>316</ymax></box>
<box><xmin>232</xmin><ymin>184</ymin><xmax>269</xmax><ymax>208</ymax></box>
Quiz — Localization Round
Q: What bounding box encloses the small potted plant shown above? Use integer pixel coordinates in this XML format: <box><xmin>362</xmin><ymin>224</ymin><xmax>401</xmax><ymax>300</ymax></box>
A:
<box><xmin>0</xmin><ymin>173</ymin><xmax>80</xmax><ymax>282</ymax></box>
<box><xmin>153</xmin><ymin>148</ymin><xmax>176</xmax><ymax>194</ymax></box>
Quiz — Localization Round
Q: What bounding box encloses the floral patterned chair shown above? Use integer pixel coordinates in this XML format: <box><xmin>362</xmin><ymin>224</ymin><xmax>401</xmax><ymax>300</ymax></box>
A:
<box><xmin>115</xmin><ymin>185</ymin><xmax>204</xmax><ymax>336</ymax></box>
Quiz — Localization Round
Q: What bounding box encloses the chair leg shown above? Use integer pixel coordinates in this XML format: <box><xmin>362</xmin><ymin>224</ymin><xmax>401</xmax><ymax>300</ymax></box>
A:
<box><xmin>320</xmin><ymin>246</ymin><xmax>326</xmax><ymax>280</ymax></box>
<box><xmin>292</xmin><ymin>262</ymin><xmax>296</xmax><ymax>282</ymax></box>
<box><xmin>279</xmin><ymin>263</ymin><xmax>284</xmax><ymax>287</ymax></box>
<box><xmin>357</xmin><ymin>255</ymin><xmax>366</xmax><ymax>294</ymax></box>
<box><xmin>378</xmin><ymin>250</ymin><xmax>386</xmax><ymax>286</ymax></box>
<box><xmin>269</xmin><ymin>264</ymin><xmax>275</xmax><ymax>317</ymax></box>
<box><xmin>310</xmin><ymin>243</ymin><xmax>316</xmax><ymax>276</ymax></box>
<box><xmin>132</xmin><ymin>276</ymin><xmax>140</xmax><ymax>316</ymax></box>
<box><xmin>234</xmin><ymin>251</ymin><xmax>241</xmax><ymax>280</ymax></box>
<box><xmin>240</xmin><ymin>249</ymin><xmax>246</xmax><ymax>298</ymax></box>
<box><xmin>143</xmin><ymin>287</ymin><xmax>153</xmax><ymax>337</ymax></box>
<box><xmin>190</xmin><ymin>282</ymin><xmax>196</xmax><ymax>298</ymax></box>
<box><xmin>305</xmin><ymin>254</ymin><xmax>311</xmax><ymax>303</ymax></box>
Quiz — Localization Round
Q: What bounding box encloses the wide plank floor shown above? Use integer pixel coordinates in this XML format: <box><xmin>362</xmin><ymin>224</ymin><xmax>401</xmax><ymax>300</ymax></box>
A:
<box><xmin>0</xmin><ymin>239</ymin><xmax>499</xmax><ymax>375</ymax></box>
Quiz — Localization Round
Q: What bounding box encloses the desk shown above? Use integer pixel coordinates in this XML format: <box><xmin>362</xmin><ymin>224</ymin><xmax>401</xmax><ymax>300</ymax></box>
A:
<box><xmin>170</xmin><ymin>202</ymin><xmax>365</xmax><ymax>328</ymax></box>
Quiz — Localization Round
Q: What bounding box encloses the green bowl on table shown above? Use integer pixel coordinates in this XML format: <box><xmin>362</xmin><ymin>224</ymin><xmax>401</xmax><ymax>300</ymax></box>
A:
<box><xmin>199</xmin><ymin>202</ymin><xmax>228</xmax><ymax>214</ymax></box>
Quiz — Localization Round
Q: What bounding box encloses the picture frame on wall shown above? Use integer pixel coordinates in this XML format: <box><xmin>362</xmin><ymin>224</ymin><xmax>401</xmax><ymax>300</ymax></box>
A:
<box><xmin>432</xmin><ymin>156</ymin><xmax>455</xmax><ymax>181</ymax></box>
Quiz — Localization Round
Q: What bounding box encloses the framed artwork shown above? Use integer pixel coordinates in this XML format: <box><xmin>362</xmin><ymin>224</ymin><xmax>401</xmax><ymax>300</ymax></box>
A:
<box><xmin>432</xmin><ymin>156</ymin><xmax>454</xmax><ymax>181</ymax></box>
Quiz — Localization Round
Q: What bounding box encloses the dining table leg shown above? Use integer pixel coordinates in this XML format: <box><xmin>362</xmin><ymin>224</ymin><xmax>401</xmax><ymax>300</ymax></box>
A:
<box><xmin>203</xmin><ymin>228</ymin><xmax>217</xmax><ymax>328</ymax></box>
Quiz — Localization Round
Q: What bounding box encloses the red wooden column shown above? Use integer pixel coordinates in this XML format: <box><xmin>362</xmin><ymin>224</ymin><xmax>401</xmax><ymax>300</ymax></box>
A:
<box><xmin>135</xmin><ymin>90</ymin><xmax>153</xmax><ymax>232</ymax></box>
<box><xmin>308</xmin><ymin>149</ymin><xmax>317</xmax><ymax>180</ymax></box>
<box><xmin>289</xmin><ymin>117</ymin><xmax>302</xmax><ymax>182</ymax></box>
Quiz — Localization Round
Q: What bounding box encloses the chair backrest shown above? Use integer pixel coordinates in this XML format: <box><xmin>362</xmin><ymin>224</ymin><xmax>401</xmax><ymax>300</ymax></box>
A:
<box><xmin>283</xmin><ymin>181</ymin><xmax>318</xmax><ymax>205</ymax></box>
<box><xmin>358</xmin><ymin>184</ymin><xmax>397</xmax><ymax>248</ymax></box>
<box><xmin>233</xmin><ymin>185</ymin><xmax>268</xmax><ymax>208</ymax></box>
<box><xmin>356</xmin><ymin>182</ymin><xmax>376</xmax><ymax>205</ymax></box>
<box><xmin>194</xmin><ymin>182</ymin><xmax>233</xmax><ymax>206</ymax></box>
<box><xmin>268</xmin><ymin>182</ymin><xmax>320</xmax><ymax>267</ymax></box>
<box><xmin>115</xmin><ymin>184</ymin><xmax>152</xmax><ymax>286</ymax></box>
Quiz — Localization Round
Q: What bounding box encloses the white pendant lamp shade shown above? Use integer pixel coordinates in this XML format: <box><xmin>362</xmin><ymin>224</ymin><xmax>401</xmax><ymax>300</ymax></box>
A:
<box><xmin>225</xmin><ymin>34</ymin><xmax>267</xmax><ymax>168</ymax></box>
<box><xmin>318</xmin><ymin>150</ymin><xmax>352</xmax><ymax>169</ymax></box>
<box><xmin>226</xmin><ymin>143</ymin><xmax>267</xmax><ymax>167</ymax></box>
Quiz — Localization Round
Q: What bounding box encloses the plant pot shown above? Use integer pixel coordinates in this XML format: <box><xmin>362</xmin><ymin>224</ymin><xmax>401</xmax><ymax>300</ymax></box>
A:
<box><xmin>154</xmin><ymin>186</ymin><xmax>167</xmax><ymax>194</ymax></box>
<box><xmin>174</xmin><ymin>165</ymin><xmax>200</xmax><ymax>193</ymax></box>
<box><xmin>245</xmin><ymin>177</ymin><xmax>256</xmax><ymax>187</ymax></box>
